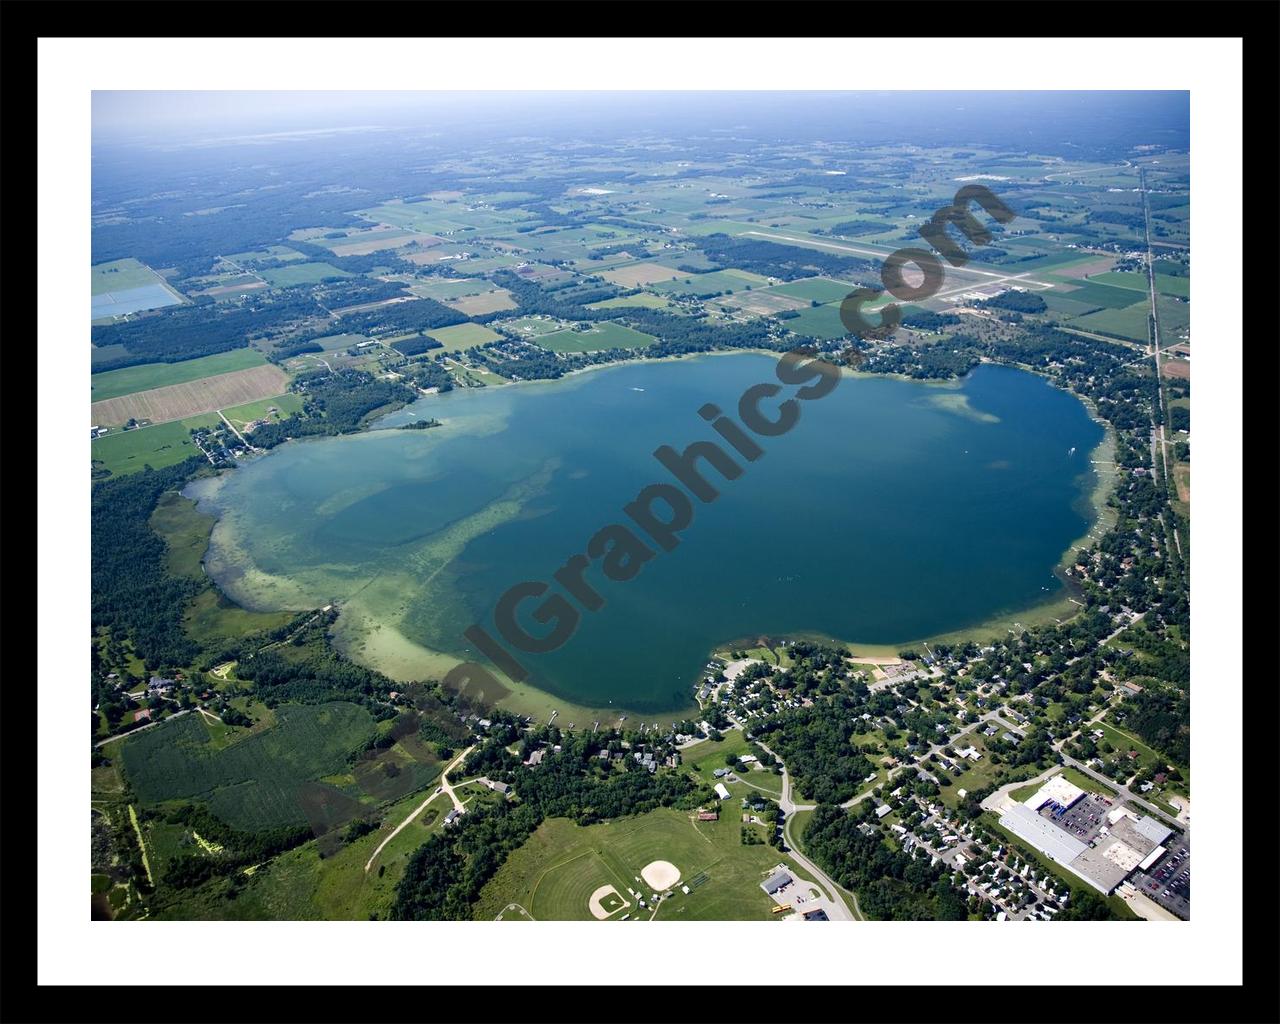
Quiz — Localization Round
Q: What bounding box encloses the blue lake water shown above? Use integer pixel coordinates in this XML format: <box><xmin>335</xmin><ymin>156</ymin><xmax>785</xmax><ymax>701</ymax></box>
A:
<box><xmin>195</xmin><ymin>355</ymin><xmax>1104</xmax><ymax>713</ymax></box>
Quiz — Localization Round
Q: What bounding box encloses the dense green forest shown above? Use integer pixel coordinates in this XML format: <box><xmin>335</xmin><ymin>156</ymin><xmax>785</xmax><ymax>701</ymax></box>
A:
<box><xmin>91</xmin><ymin>458</ymin><xmax>208</xmax><ymax>670</ymax></box>
<box><xmin>249</xmin><ymin>369</ymin><xmax>417</xmax><ymax>448</ymax></box>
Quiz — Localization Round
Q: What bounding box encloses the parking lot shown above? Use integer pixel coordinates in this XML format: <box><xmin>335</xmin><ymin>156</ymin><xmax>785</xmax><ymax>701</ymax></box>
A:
<box><xmin>1132</xmin><ymin>835</ymin><xmax>1191</xmax><ymax>919</ymax></box>
<box><xmin>1040</xmin><ymin>793</ymin><xmax>1111</xmax><ymax>844</ymax></box>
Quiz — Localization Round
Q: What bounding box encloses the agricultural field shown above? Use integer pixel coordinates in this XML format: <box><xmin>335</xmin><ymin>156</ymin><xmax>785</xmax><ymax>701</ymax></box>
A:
<box><xmin>424</xmin><ymin>322</ymin><xmax>503</xmax><ymax>351</ymax></box>
<box><xmin>765</xmin><ymin>276</ymin><xmax>862</xmax><ymax>304</ymax></box>
<box><xmin>319</xmin><ymin>228</ymin><xmax>422</xmax><ymax>257</ymax></box>
<box><xmin>91</xmin><ymin>349</ymin><xmax>268</xmax><ymax>402</ymax></box>
<box><xmin>776</xmin><ymin>302</ymin><xmax>854</xmax><ymax>340</ymax></box>
<box><xmin>1051</xmin><ymin>280</ymin><xmax>1146</xmax><ymax>310</ymax></box>
<box><xmin>91</xmin><ymin>363</ymin><xmax>290</xmax><ymax>427</ymax></box>
<box><xmin>408</xmin><ymin>277</ymin><xmax>495</xmax><ymax>302</ymax></box>
<box><xmin>599</xmin><ymin>262</ymin><xmax>684</xmax><ymax>287</ymax></box>
<box><xmin>1069</xmin><ymin>303</ymin><xmax>1152</xmax><ymax>343</ymax></box>
<box><xmin>91</xmin><ymin>414</ymin><xmax>222</xmax><ymax>477</ymax></box>
<box><xmin>224</xmin><ymin>245</ymin><xmax>308</xmax><ymax>264</ymax></box>
<box><xmin>539</xmin><ymin>322</ymin><xmax>656</xmax><ymax>353</ymax></box>
<box><xmin>260</xmin><ymin>262</ymin><xmax>351</xmax><ymax>288</ymax></box>
<box><xmin>499</xmin><ymin>315</ymin><xmax>564</xmax><ymax>337</ymax></box>
<box><xmin>91</xmin><ymin>258</ymin><xmax>184</xmax><ymax>320</ymax></box>
<box><xmin>586</xmin><ymin>293</ymin><xmax>677</xmax><ymax>312</ymax></box>
<box><xmin>444</xmin><ymin>289</ymin><xmax>518</xmax><ymax>316</ymax></box>
<box><xmin>651</xmin><ymin>269</ymin><xmax>771</xmax><ymax>297</ymax></box>
<box><xmin>475</xmin><ymin>808</ymin><xmax>789</xmax><ymax>922</ymax></box>
<box><xmin>117</xmin><ymin>703</ymin><xmax>379</xmax><ymax>832</ymax></box>
<box><xmin>92</xmin><ymin>257</ymin><xmax>165</xmax><ymax>294</ymax></box>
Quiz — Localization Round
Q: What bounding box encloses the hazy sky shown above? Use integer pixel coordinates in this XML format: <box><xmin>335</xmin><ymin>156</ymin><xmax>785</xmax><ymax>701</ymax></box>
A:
<box><xmin>93</xmin><ymin>90</ymin><xmax>1189</xmax><ymax>153</ymax></box>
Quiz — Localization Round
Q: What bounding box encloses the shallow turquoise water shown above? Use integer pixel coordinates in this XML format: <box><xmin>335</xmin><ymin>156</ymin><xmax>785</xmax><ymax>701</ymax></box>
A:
<box><xmin>195</xmin><ymin>355</ymin><xmax>1103</xmax><ymax>712</ymax></box>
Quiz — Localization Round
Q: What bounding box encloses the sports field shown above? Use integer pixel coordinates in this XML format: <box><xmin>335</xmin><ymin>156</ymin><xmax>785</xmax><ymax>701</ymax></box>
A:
<box><xmin>475</xmin><ymin>807</ymin><xmax>789</xmax><ymax>922</ymax></box>
<box><xmin>91</xmin><ymin>349</ymin><xmax>268</xmax><ymax>402</ymax></box>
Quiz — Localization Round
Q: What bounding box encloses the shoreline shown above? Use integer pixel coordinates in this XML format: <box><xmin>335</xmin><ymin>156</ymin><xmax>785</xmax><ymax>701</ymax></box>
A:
<box><xmin>185</xmin><ymin>348</ymin><xmax>1121</xmax><ymax>723</ymax></box>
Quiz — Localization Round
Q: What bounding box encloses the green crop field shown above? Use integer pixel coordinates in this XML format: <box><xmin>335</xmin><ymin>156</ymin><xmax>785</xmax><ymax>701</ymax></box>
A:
<box><xmin>540</xmin><ymin>323</ymin><xmax>656</xmax><ymax>353</ymax></box>
<box><xmin>118</xmin><ymin>703</ymin><xmax>378</xmax><ymax>831</ymax></box>
<box><xmin>475</xmin><ymin>807</ymin><xmax>788</xmax><ymax>922</ymax></box>
<box><xmin>586</xmin><ymin>293</ymin><xmax>677</xmax><ymax>311</ymax></box>
<box><xmin>92</xmin><ymin>258</ymin><xmax>164</xmax><ymax>294</ymax></box>
<box><xmin>409</xmin><ymin>277</ymin><xmax>491</xmax><ymax>301</ymax></box>
<box><xmin>91</xmin><ymin>414</ymin><xmax>222</xmax><ymax>478</ymax></box>
<box><xmin>91</xmin><ymin>349</ymin><xmax>267</xmax><ymax>402</ymax></box>
<box><xmin>1041</xmin><ymin>293</ymin><xmax>1103</xmax><ymax>316</ymax></box>
<box><xmin>1069</xmin><ymin>303</ymin><xmax>1152</xmax><ymax>343</ymax></box>
<box><xmin>1086</xmin><ymin>271</ymin><xmax>1189</xmax><ymax>299</ymax></box>
<box><xmin>652</xmin><ymin>269</ymin><xmax>771</xmax><ymax>297</ymax></box>
<box><xmin>261</xmin><ymin>262</ymin><xmax>351</xmax><ymax>288</ymax></box>
<box><xmin>424</xmin><ymin>322</ymin><xmax>503</xmax><ymax>351</ymax></box>
<box><xmin>1055</xmin><ymin>280</ymin><xmax>1148</xmax><ymax>310</ymax></box>
<box><xmin>765</xmin><ymin>277</ymin><xmax>860</xmax><ymax>304</ymax></box>
<box><xmin>778</xmin><ymin>302</ymin><xmax>852</xmax><ymax>340</ymax></box>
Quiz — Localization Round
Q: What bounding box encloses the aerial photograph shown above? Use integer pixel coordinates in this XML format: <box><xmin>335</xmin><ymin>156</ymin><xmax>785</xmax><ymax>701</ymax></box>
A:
<box><xmin>87</xmin><ymin>89</ymin><xmax>1192</xmax><ymax>925</ymax></box>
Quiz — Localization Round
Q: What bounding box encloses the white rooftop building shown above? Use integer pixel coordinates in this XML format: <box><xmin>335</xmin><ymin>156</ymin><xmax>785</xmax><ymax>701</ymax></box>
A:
<box><xmin>1023</xmin><ymin>774</ymin><xmax>1087</xmax><ymax>811</ymax></box>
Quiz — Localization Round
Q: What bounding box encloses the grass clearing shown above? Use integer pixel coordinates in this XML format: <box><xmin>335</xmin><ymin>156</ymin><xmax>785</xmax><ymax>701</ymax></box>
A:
<box><xmin>765</xmin><ymin>277</ymin><xmax>860</xmax><ymax>304</ymax></box>
<box><xmin>651</xmin><ymin>269</ymin><xmax>771</xmax><ymax>297</ymax></box>
<box><xmin>91</xmin><ymin>414</ymin><xmax>221</xmax><ymax>478</ymax></box>
<box><xmin>424</xmin><ymin>322</ymin><xmax>503</xmax><ymax>352</ymax></box>
<box><xmin>92</xmin><ymin>258</ymin><xmax>165</xmax><ymax>294</ymax></box>
<box><xmin>261</xmin><ymin>262</ymin><xmax>351</xmax><ymax>288</ymax></box>
<box><xmin>540</xmin><ymin>323</ymin><xmax>656</xmax><ymax>353</ymax></box>
<box><xmin>586</xmin><ymin>292</ymin><xmax>677</xmax><ymax>312</ymax></box>
<box><xmin>476</xmin><ymin>807</ymin><xmax>786</xmax><ymax>921</ymax></box>
<box><xmin>118</xmin><ymin>703</ymin><xmax>378</xmax><ymax>832</ymax></box>
<box><xmin>221</xmin><ymin>393</ymin><xmax>306</xmax><ymax>432</ymax></box>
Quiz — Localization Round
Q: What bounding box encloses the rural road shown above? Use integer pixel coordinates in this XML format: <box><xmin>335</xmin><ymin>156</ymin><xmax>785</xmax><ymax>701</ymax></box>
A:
<box><xmin>748</xmin><ymin>737</ymin><xmax>856</xmax><ymax>921</ymax></box>
<box><xmin>364</xmin><ymin>746</ymin><xmax>474</xmax><ymax>873</ymax></box>
<box><xmin>94</xmin><ymin>708</ymin><xmax>192</xmax><ymax>747</ymax></box>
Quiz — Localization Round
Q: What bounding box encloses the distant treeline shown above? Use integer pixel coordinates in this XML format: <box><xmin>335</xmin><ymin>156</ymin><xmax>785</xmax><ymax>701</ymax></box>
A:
<box><xmin>335</xmin><ymin>297</ymin><xmax>467</xmax><ymax>337</ymax></box>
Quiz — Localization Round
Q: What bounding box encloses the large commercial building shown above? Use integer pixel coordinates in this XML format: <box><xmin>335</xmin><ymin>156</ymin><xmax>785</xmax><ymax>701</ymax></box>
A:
<box><xmin>998</xmin><ymin>793</ymin><xmax>1176</xmax><ymax>896</ymax></box>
